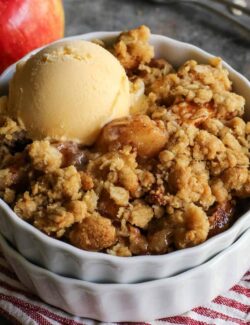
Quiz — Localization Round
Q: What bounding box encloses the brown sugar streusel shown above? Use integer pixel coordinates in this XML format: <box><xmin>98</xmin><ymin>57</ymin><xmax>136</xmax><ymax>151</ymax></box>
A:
<box><xmin>0</xmin><ymin>25</ymin><xmax>249</xmax><ymax>256</ymax></box>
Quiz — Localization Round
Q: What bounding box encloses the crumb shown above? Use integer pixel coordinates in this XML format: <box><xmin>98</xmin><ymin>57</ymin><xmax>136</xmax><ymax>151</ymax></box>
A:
<box><xmin>69</xmin><ymin>212</ymin><xmax>116</xmax><ymax>251</ymax></box>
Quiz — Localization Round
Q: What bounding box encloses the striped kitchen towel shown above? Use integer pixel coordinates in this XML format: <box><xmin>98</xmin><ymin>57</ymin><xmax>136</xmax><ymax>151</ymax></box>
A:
<box><xmin>0</xmin><ymin>253</ymin><xmax>249</xmax><ymax>325</ymax></box>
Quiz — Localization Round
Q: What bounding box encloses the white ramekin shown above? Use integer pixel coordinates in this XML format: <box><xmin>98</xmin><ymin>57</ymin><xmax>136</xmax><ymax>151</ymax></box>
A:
<box><xmin>0</xmin><ymin>32</ymin><xmax>250</xmax><ymax>284</ymax></box>
<box><xmin>1</xmin><ymin>230</ymin><xmax>250</xmax><ymax>322</ymax></box>
<box><xmin>0</xmin><ymin>199</ymin><xmax>250</xmax><ymax>283</ymax></box>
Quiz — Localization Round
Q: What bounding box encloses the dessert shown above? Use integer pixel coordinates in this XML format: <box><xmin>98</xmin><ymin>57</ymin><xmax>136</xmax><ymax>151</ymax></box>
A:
<box><xmin>0</xmin><ymin>25</ymin><xmax>249</xmax><ymax>256</ymax></box>
<box><xmin>8</xmin><ymin>40</ymin><xmax>130</xmax><ymax>144</ymax></box>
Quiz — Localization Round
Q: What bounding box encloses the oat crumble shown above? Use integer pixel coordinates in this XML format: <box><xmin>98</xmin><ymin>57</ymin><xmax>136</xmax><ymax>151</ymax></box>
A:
<box><xmin>0</xmin><ymin>26</ymin><xmax>249</xmax><ymax>256</ymax></box>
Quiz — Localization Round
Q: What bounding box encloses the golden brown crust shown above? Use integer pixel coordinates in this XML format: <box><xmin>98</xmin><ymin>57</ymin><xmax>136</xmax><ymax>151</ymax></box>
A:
<box><xmin>69</xmin><ymin>212</ymin><xmax>116</xmax><ymax>251</ymax></box>
<box><xmin>28</xmin><ymin>140</ymin><xmax>62</xmax><ymax>173</ymax></box>
<box><xmin>170</xmin><ymin>204</ymin><xmax>210</xmax><ymax>249</ymax></box>
<box><xmin>112</xmin><ymin>25</ymin><xmax>154</xmax><ymax>70</ymax></box>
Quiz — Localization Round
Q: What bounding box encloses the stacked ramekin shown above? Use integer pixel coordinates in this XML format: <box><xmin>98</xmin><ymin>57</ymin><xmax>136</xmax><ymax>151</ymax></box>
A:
<box><xmin>0</xmin><ymin>32</ymin><xmax>250</xmax><ymax>322</ymax></box>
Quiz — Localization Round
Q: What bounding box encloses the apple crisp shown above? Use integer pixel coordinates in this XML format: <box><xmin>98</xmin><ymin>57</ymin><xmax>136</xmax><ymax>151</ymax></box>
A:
<box><xmin>0</xmin><ymin>25</ymin><xmax>249</xmax><ymax>256</ymax></box>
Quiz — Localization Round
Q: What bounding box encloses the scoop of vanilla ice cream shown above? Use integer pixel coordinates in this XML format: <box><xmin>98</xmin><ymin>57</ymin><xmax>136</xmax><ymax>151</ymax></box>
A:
<box><xmin>8</xmin><ymin>40</ymin><xmax>130</xmax><ymax>144</ymax></box>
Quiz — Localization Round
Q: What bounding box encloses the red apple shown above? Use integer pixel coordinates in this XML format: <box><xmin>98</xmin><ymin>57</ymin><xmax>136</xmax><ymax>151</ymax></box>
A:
<box><xmin>0</xmin><ymin>0</ymin><xmax>64</xmax><ymax>73</ymax></box>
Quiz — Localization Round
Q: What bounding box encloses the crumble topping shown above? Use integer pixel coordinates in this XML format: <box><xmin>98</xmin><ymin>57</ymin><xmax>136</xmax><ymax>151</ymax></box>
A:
<box><xmin>0</xmin><ymin>26</ymin><xmax>249</xmax><ymax>255</ymax></box>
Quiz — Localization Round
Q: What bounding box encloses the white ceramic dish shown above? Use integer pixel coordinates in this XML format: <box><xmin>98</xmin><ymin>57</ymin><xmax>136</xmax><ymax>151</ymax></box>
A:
<box><xmin>0</xmin><ymin>199</ymin><xmax>250</xmax><ymax>284</ymax></box>
<box><xmin>0</xmin><ymin>32</ymin><xmax>250</xmax><ymax>284</ymax></box>
<box><xmin>1</xmin><ymin>230</ymin><xmax>250</xmax><ymax>322</ymax></box>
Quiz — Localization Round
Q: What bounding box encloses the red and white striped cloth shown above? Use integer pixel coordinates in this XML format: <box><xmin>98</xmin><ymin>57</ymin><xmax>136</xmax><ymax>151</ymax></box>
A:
<box><xmin>0</xmin><ymin>252</ymin><xmax>249</xmax><ymax>325</ymax></box>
